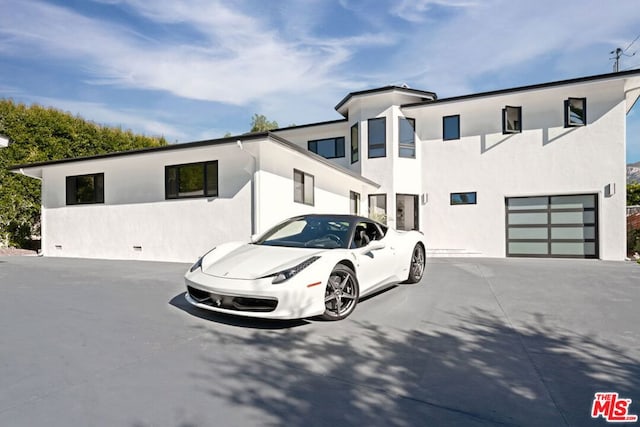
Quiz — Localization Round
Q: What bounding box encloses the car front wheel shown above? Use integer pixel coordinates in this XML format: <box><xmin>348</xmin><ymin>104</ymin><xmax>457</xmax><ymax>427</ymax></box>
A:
<box><xmin>321</xmin><ymin>264</ymin><xmax>359</xmax><ymax>321</ymax></box>
<box><xmin>405</xmin><ymin>243</ymin><xmax>425</xmax><ymax>284</ymax></box>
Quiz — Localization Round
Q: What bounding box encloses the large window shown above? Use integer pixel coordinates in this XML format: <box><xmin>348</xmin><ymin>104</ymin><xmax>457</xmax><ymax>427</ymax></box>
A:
<box><xmin>443</xmin><ymin>115</ymin><xmax>460</xmax><ymax>140</ymax></box>
<box><xmin>398</xmin><ymin>117</ymin><xmax>416</xmax><ymax>158</ymax></box>
<box><xmin>396</xmin><ymin>194</ymin><xmax>418</xmax><ymax>230</ymax></box>
<box><xmin>503</xmin><ymin>106</ymin><xmax>522</xmax><ymax>134</ymax></box>
<box><xmin>294</xmin><ymin>169</ymin><xmax>314</xmax><ymax>205</ymax></box>
<box><xmin>368</xmin><ymin>194</ymin><xmax>387</xmax><ymax>224</ymax></box>
<box><xmin>565</xmin><ymin>97</ymin><xmax>587</xmax><ymax>127</ymax></box>
<box><xmin>166</xmin><ymin>161</ymin><xmax>218</xmax><ymax>199</ymax></box>
<box><xmin>351</xmin><ymin>123</ymin><xmax>359</xmax><ymax>164</ymax></box>
<box><xmin>368</xmin><ymin>117</ymin><xmax>386</xmax><ymax>158</ymax></box>
<box><xmin>66</xmin><ymin>173</ymin><xmax>104</xmax><ymax>205</ymax></box>
<box><xmin>308</xmin><ymin>137</ymin><xmax>345</xmax><ymax>159</ymax></box>
<box><xmin>350</xmin><ymin>191</ymin><xmax>360</xmax><ymax>215</ymax></box>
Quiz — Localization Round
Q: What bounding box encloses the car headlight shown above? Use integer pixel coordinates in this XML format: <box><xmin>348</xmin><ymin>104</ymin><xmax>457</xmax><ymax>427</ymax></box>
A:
<box><xmin>270</xmin><ymin>256</ymin><xmax>320</xmax><ymax>284</ymax></box>
<box><xmin>189</xmin><ymin>247</ymin><xmax>216</xmax><ymax>272</ymax></box>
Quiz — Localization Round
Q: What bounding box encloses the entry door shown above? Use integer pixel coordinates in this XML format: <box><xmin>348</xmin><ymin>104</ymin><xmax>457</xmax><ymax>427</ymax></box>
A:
<box><xmin>506</xmin><ymin>194</ymin><xmax>598</xmax><ymax>258</ymax></box>
<box><xmin>396</xmin><ymin>194</ymin><xmax>419</xmax><ymax>231</ymax></box>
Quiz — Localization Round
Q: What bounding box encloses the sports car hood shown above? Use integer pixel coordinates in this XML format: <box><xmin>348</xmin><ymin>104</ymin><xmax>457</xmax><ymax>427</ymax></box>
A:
<box><xmin>201</xmin><ymin>244</ymin><xmax>324</xmax><ymax>280</ymax></box>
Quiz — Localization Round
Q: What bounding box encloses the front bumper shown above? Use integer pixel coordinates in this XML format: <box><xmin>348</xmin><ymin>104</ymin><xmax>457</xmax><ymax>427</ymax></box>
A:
<box><xmin>184</xmin><ymin>270</ymin><xmax>326</xmax><ymax>320</ymax></box>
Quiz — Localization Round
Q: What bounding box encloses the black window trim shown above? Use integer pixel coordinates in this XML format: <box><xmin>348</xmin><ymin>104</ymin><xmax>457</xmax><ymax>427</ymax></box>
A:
<box><xmin>367</xmin><ymin>117</ymin><xmax>386</xmax><ymax>158</ymax></box>
<box><xmin>450</xmin><ymin>191</ymin><xmax>477</xmax><ymax>205</ymax></box>
<box><xmin>351</xmin><ymin>122</ymin><xmax>359</xmax><ymax>164</ymax></box>
<box><xmin>398</xmin><ymin>116</ymin><xmax>416</xmax><ymax>158</ymax></box>
<box><xmin>307</xmin><ymin>136</ymin><xmax>346</xmax><ymax>159</ymax></box>
<box><xmin>165</xmin><ymin>160</ymin><xmax>218</xmax><ymax>200</ymax></box>
<box><xmin>564</xmin><ymin>97</ymin><xmax>587</xmax><ymax>128</ymax></box>
<box><xmin>368</xmin><ymin>193</ymin><xmax>388</xmax><ymax>224</ymax></box>
<box><xmin>443</xmin><ymin>114</ymin><xmax>460</xmax><ymax>141</ymax></box>
<box><xmin>350</xmin><ymin>190</ymin><xmax>361</xmax><ymax>215</ymax></box>
<box><xmin>66</xmin><ymin>172</ymin><xmax>104</xmax><ymax>205</ymax></box>
<box><xmin>502</xmin><ymin>105</ymin><xmax>522</xmax><ymax>134</ymax></box>
<box><xmin>396</xmin><ymin>193</ymin><xmax>419</xmax><ymax>230</ymax></box>
<box><xmin>293</xmin><ymin>169</ymin><xmax>315</xmax><ymax>206</ymax></box>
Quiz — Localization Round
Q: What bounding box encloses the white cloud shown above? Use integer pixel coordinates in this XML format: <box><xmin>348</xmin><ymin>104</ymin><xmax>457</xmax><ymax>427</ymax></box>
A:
<box><xmin>391</xmin><ymin>0</ymin><xmax>479</xmax><ymax>23</ymax></box>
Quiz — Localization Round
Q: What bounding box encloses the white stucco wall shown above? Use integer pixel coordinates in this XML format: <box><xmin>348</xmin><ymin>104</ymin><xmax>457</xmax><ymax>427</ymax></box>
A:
<box><xmin>41</xmin><ymin>143</ymin><xmax>254</xmax><ymax>262</ymax></box>
<box><xmin>406</xmin><ymin>79</ymin><xmax>627</xmax><ymax>260</ymax></box>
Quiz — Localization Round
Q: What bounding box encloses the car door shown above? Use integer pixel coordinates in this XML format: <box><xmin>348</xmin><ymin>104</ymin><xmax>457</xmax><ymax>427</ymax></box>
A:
<box><xmin>352</xmin><ymin>220</ymin><xmax>398</xmax><ymax>294</ymax></box>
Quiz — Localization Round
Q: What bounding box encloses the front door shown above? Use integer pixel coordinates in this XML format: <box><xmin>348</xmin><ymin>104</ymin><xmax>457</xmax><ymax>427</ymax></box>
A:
<box><xmin>396</xmin><ymin>194</ymin><xmax>419</xmax><ymax>231</ymax></box>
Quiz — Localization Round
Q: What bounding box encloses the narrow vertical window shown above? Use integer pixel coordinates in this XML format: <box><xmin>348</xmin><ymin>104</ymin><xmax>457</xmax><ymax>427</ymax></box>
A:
<box><xmin>368</xmin><ymin>194</ymin><xmax>387</xmax><ymax>224</ymax></box>
<box><xmin>398</xmin><ymin>117</ymin><xmax>416</xmax><ymax>158</ymax></box>
<box><xmin>368</xmin><ymin>117</ymin><xmax>386</xmax><ymax>158</ymax></box>
<box><xmin>565</xmin><ymin>97</ymin><xmax>586</xmax><ymax>127</ymax></box>
<box><xmin>351</xmin><ymin>123</ymin><xmax>359</xmax><ymax>163</ymax></box>
<box><xmin>294</xmin><ymin>169</ymin><xmax>314</xmax><ymax>206</ymax></box>
<box><xmin>502</xmin><ymin>106</ymin><xmax>522</xmax><ymax>134</ymax></box>
<box><xmin>443</xmin><ymin>115</ymin><xmax>460</xmax><ymax>140</ymax></box>
<box><xmin>350</xmin><ymin>191</ymin><xmax>360</xmax><ymax>215</ymax></box>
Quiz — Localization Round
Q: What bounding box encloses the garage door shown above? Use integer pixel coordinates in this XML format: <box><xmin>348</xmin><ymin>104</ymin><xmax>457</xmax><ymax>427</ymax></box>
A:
<box><xmin>506</xmin><ymin>194</ymin><xmax>598</xmax><ymax>258</ymax></box>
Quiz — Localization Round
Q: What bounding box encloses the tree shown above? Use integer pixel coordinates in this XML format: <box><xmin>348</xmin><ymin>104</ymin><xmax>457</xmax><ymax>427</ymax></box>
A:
<box><xmin>250</xmin><ymin>113</ymin><xmax>278</xmax><ymax>132</ymax></box>
<box><xmin>628</xmin><ymin>183</ymin><xmax>640</xmax><ymax>206</ymax></box>
<box><xmin>0</xmin><ymin>99</ymin><xmax>167</xmax><ymax>248</ymax></box>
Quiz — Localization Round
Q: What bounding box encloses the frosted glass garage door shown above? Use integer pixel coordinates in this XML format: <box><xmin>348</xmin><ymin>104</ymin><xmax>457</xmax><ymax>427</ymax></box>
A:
<box><xmin>506</xmin><ymin>194</ymin><xmax>598</xmax><ymax>258</ymax></box>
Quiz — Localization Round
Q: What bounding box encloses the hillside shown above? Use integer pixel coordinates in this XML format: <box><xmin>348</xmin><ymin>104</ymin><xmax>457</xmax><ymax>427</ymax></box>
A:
<box><xmin>629</xmin><ymin>161</ymin><xmax>640</xmax><ymax>184</ymax></box>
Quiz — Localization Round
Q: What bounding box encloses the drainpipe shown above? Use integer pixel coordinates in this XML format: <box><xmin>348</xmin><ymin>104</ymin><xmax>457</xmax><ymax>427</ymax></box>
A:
<box><xmin>237</xmin><ymin>140</ymin><xmax>259</xmax><ymax>235</ymax></box>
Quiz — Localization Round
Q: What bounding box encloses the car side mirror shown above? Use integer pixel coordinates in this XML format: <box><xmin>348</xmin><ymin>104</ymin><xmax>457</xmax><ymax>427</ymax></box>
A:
<box><xmin>361</xmin><ymin>240</ymin><xmax>385</xmax><ymax>253</ymax></box>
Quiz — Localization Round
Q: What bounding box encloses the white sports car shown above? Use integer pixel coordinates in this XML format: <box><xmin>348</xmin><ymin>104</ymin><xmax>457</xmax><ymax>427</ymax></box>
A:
<box><xmin>184</xmin><ymin>214</ymin><xmax>426</xmax><ymax>321</ymax></box>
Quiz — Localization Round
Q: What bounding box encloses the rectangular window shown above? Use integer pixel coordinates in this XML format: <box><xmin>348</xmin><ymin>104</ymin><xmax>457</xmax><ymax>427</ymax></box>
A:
<box><xmin>443</xmin><ymin>115</ymin><xmax>460</xmax><ymax>140</ymax></box>
<box><xmin>350</xmin><ymin>191</ymin><xmax>360</xmax><ymax>215</ymax></box>
<box><xmin>450</xmin><ymin>192</ymin><xmax>477</xmax><ymax>205</ymax></box>
<box><xmin>368</xmin><ymin>194</ymin><xmax>387</xmax><ymax>224</ymax></box>
<box><xmin>565</xmin><ymin>97</ymin><xmax>586</xmax><ymax>127</ymax></box>
<box><xmin>368</xmin><ymin>117</ymin><xmax>386</xmax><ymax>158</ymax></box>
<box><xmin>308</xmin><ymin>137</ymin><xmax>345</xmax><ymax>159</ymax></box>
<box><xmin>66</xmin><ymin>173</ymin><xmax>104</xmax><ymax>205</ymax></box>
<box><xmin>294</xmin><ymin>169</ymin><xmax>314</xmax><ymax>205</ymax></box>
<box><xmin>398</xmin><ymin>117</ymin><xmax>416</xmax><ymax>158</ymax></box>
<box><xmin>165</xmin><ymin>161</ymin><xmax>218</xmax><ymax>199</ymax></box>
<box><xmin>396</xmin><ymin>194</ymin><xmax>419</xmax><ymax>230</ymax></box>
<box><xmin>502</xmin><ymin>106</ymin><xmax>522</xmax><ymax>134</ymax></box>
<box><xmin>351</xmin><ymin>123</ymin><xmax>359</xmax><ymax>164</ymax></box>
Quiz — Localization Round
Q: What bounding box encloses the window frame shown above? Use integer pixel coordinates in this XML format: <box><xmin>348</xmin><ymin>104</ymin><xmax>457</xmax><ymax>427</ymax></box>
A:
<box><xmin>293</xmin><ymin>169</ymin><xmax>315</xmax><ymax>206</ymax></box>
<box><xmin>350</xmin><ymin>191</ymin><xmax>360</xmax><ymax>215</ymax></box>
<box><xmin>307</xmin><ymin>137</ymin><xmax>345</xmax><ymax>159</ymax></box>
<box><xmin>564</xmin><ymin>97</ymin><xmax>587</xmax><ymax>127</ymax></box>
<box><xmin>450</xmin><ymin>192</ymin><xmax>477</xmax><ymax>205</ymax></box>
<box><xmin>502</xmin><ymin>106</ymin><xmax>522</xmax><ymax>134</ymax></box>
<box><xmin>65</xmin><ymin>172</ymin><xmax>104</xmax><ymax>205</ymax></box>
<box><xmin>367</xmin><ymin>117</ymin><xmax>386</xmax><ymax>158</ymax></box>
<box><xmin>350</xmin><ymin>122</ymin><xmax>359</xmax><ymax>164</ymax></box>
<box><xmin>443</xmin><ymin>115</ymin><xmax>460</xmax><ymax>141</ymax></box>
<box><xmin>368</xmin><ymin>193</ymin><xmax>388</xmax><ymax>224</ymax></box>
<box><xmin>398</xmin><ymin>117</ymin><xmax>416</xmax><ymax>158</ymax></box>
<box><xmin>165</xmin><ymin>160</ymin><xmax>218</xmax><ymax>200</ymax></box>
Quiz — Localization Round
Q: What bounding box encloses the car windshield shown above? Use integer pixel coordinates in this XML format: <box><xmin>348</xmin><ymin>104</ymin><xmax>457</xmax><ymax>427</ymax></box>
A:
<box><xmin>256</xmin><ymin>216</ymin><xmax>352</xmax><ymax>249</ymax></box>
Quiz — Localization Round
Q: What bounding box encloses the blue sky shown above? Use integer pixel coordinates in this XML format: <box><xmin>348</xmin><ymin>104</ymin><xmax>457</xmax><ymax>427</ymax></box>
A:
<box><xmin>2</xmin><ymin>0</ymin><xmax>640</xmax><ymax>162</ymax></box>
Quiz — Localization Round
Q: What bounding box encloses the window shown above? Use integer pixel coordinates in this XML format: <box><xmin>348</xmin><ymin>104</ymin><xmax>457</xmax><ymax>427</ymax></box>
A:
<box><xmin>166</xmin><ymin>161</ymin><xmax>218</xmax><ymax>199</ymax></box>
<box><xmin>443</xmin><ymin>115</ymin><xmax>460</xmax><ymax>140</ymax></box>
<box><xmin>396</xmin><ymin>194</ymin><xmax>419</xmax><ymax>230</ymax></box>
<box><xmin>503</xmin><ymin>106</ymin><xmax>522</xmax><ymax>134</ymax></box>
<box><xmin>450</xmin><ymin>192</ymin><xmax>477</xmax><ymax>205</ymax></box>
<box><xmin>398</xmin><ymin>117</ymin><xmax>416</xmax><ymax>158</ymax></box>
<box><xmin>66</xmin><ymin>173</ymin><xmax>104</xmax><ymax>205</ymax></box>
<box><xmin>565</xmin><ymin>97</ymin><xmax>586</xmax><ymax>127</ymax></box>
<box><xmin>308</xmin><ymin>137</ymin><xmax>345</xmax><ymax>159</ymax></box>
<box><xmin>294</xmin><ymin>169</ymin><xmax>314</xmax><ymax>205</ymax></box>
<box><xmin>368</xmin><ymin>194</ymin><xmax>387</xmax><ymax>224</ymax></box>
<box><xmin>350</xmin><ymin>191</ymin><xmax>360</xmax><ymax>215</ymax></box>
<box><xmin>368</xmin><ymin>117</ymin><xmax>386</xmax><ymax>158</ymax></box>
<box><xmin>351</xmin><ymin>123</ymin><xmax>359</xmax><ymax>163</ymax></box>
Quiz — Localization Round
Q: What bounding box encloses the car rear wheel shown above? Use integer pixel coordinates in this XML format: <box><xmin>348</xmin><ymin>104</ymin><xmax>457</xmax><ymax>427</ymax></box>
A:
<box><xmin>321</xmin><ymin>264</ymin><xmax>359</xmax><ymax>321</ymax></box>
<box><xmin>405</xmin><ymin>243</ymin><xmax>425</xmax><ymax>284</ymax></box>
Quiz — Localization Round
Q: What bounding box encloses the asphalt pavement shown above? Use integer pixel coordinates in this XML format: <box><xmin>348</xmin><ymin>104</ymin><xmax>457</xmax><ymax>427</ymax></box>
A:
<box><xmin>0</xmin><ymin>255</ymin><xmax>638</xmax><ymax>426</ymax></box>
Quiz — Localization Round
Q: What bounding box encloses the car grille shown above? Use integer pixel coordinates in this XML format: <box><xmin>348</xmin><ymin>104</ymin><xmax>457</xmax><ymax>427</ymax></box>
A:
<box><xmin>187</xmin><ymin>286</ymin><xmax>278</xmax><ymax>312</ymax></box>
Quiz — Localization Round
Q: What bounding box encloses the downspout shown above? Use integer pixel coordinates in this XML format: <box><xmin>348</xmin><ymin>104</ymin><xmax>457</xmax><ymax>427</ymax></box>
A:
<box><xmin>236</xmin><ymin>140</ymin><xmax>259</xmax><ymax>235</ymax></box>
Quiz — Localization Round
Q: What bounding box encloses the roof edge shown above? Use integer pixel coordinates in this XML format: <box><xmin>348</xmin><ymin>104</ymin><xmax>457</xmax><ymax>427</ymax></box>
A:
<box><xmin>335</xmin><ymin>85</ymin><xmax>437</xmax><ymax>116</ymax></box>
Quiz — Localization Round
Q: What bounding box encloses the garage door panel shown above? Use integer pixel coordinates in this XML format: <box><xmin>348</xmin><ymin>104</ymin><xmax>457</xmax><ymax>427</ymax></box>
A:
<box><xmin>506</xmin><ymin>194</ymin><xmax>598</xmax><ymax>259</ymax></box>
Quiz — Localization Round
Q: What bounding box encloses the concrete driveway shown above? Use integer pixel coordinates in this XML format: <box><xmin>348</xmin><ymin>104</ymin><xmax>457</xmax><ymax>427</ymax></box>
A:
<box><xmin>0</xmin><ymin>256</ymin><xmax>638</xmax><ymax>426</ymax></box>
